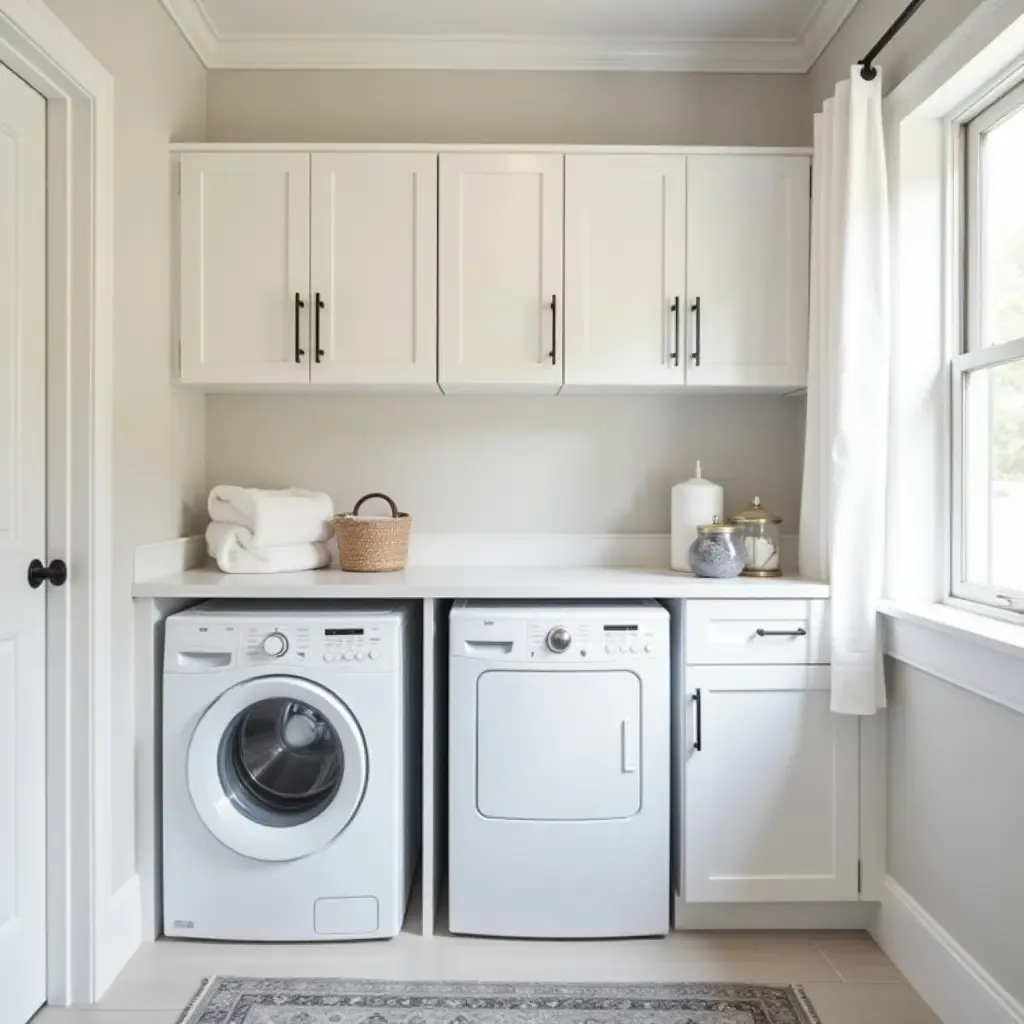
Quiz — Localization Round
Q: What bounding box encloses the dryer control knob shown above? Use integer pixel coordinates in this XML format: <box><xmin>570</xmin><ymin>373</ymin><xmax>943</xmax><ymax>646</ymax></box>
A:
<box><xmin>546</xmin><ymin>627</ymin><xmax>572</xmax><ymax>653</ymax></box>
<box><xmin>261</xmin><ymin>632</ymin><xmax>288</xmax><ymax>657</ymax></box>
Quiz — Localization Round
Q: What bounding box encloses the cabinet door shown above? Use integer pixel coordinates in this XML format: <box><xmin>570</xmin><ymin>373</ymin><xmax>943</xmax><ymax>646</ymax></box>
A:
<box><xmin>684</xmin><ymin>666</ymin><xmax>859</xmax><ymax>903</ymax></box>
<box><xmin>438</xmin><ymin>153</ymin><xmax>564</xmax><ymax>392</ymax></box>
<box><xmin>686</xmin><ymin>156</ymin><xmax>810</xmax><ymax>389</ymax></box>
<box><xmin>310</xmin><ymin>153</ymin><xmax>438</xmax><ymax>388</ymax></box>
<box><xmin>179</xmin><ymin>153</ymin><xmax>311</xmax><ymax>385</ymax></box>
<box><xmin>564</xmin><ymin>155</ymin><xmax>687</xmax><ymax>388</ymax></box>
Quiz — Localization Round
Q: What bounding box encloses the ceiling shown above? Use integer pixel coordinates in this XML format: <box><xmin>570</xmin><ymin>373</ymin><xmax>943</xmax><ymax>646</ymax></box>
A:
<box><xmin>160</xmin><ymin>0</ymin><xmax>862</xmax><ymax>72</ymax></box>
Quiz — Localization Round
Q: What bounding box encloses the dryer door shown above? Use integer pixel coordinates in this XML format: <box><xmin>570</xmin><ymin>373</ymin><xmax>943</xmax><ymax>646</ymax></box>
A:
<box><xmin>476</xmin><ymin>670</ymin><xmax>641</xmax><ymax>821</ymax></box>
<box><xmin>187</xmin><ymin>674</ymin><xmax>368</xmax><ymax>861</ymax></box>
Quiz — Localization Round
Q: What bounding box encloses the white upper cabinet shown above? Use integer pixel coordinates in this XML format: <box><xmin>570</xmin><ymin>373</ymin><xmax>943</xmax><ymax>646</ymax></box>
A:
<box><xmin>564</xmin><ymin>155</ymin><xmax>687</xmax><ymax>389</ymax></box>
<box><xmin>684</xmin><ymin>666</ymin><xmax>860</xmax><ymax>904</ymax></box>
<box><xmin>438</xmin><ymin>153</ymin><xmax>564</xmax><ymax>393</ymax></box>
<box><xmin>180</xmin><ymin>153</ymin><xmax>311</xmax><ymax>386</ymax></box>
<box><xmin>310</xmin><ymin>154</ymin><xmax>438</xmax><ymax>388</ymax></box>
<box><xmin>686</xmin><ymin>155</ymin><xmax>810</xmax><ymax>389</ymax></box>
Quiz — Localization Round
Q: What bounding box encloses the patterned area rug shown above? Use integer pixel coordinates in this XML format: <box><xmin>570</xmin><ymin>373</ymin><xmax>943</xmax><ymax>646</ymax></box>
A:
<box><xmin>178</xmin><ymin>978</ymin><xmax>822</xmax><ymax>1024</ymax></box>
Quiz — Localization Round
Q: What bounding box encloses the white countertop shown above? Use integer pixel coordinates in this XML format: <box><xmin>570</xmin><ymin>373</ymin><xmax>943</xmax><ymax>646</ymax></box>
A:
<box><xmin>133</xmin><ymin>564</ymin><xmax>829</xmax><ymax>600</ymax></box>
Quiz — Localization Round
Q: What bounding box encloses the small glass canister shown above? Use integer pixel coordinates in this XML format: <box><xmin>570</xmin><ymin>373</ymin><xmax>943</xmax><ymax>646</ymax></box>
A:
<box><xmin>731</xmin><ymin>496</ymin><xmax>783</xmax><ymax>577</ymax></box>
<box><xmin>688</xmin><ymin>516</ymin><xmax>746</xmax><ymax>579</ymax></box>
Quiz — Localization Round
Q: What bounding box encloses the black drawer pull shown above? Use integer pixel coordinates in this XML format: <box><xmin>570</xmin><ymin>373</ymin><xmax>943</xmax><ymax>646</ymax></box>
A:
<box><xmin>755</xmin><ymin>628</ymin><xmax>808</xmax><ymax>637</ymax></box>
<box><xmin>693</xmin><ymin>688</ymin><xmax>702</xmax><ymax>752</ymax></box>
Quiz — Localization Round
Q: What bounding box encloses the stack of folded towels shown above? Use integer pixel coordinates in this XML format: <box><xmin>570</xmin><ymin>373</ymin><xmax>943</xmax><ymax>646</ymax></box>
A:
<box><xmin>206</xmin><ymin>486</ymin><xmax>335</xmax><ymax>574</ymax></box>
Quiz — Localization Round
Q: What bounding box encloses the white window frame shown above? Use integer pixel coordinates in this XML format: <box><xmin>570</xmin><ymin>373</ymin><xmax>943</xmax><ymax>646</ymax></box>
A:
<box><xmin>951</xmin><ymin>76</ymin><xmax>1024</xmax><ymax>617</ymax></box>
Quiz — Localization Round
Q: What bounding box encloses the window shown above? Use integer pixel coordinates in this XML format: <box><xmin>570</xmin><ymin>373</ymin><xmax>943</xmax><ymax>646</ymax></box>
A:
<box><xmin>954</xmin><ymin>79</ymin><xmax>1024</xmax><ymax>613</ymax></box>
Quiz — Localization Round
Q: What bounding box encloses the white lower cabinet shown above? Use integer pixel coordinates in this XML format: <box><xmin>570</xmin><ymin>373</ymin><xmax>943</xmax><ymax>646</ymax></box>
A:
<box><xmin>684</xmin><ymin>664</ymin><xmax>860</xmax><ymax>903</ymax></box>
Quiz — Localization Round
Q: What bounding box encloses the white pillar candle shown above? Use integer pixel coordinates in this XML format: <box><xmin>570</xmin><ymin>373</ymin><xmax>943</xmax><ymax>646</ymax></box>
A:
<box><xmin>671</xmin><ymin>461</ymin><xmax>724</xmax><ymax>572</ymax></box>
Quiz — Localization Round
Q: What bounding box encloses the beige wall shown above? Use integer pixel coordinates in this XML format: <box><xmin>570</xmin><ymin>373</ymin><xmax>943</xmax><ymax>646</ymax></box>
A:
<box><xmin>206</xmin><ymin>394</ymin><xmax>806</xmax><ymax>535</ymax></box>
<box><xmin>204</xmin><ymin>68</ymin><xmax>810</xmax><ymax>535</ymax></box>
<box><xmin>809</xmin><ymin>0</ymin><xmax>985</xmax><ymax>105</ymax></box>
<box><xmin>43</xmin><ymin>0</ymin><xmax>207</xmax><ymax>891</ymax></box>
<box><xmin>206</xmin><ymin>69</ymin><xmax>812</xmax><ymax>146</ymax></box>
<box><xmin>886</xmin><ymin>660</ymin><xmax>1024</xmax><ymax>1004</ymax></box>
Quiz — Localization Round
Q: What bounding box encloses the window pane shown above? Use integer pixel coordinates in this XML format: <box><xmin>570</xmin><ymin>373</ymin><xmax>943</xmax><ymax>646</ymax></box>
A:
<box><xmin>963</xmin><ymin>357</ymin><xmax>1024</xmax><ymax>593</ymax></box>
<box><xmin>980</xmin><ymin>102</ymin><xmax>1024</xmax><ymax>347</ymax></box>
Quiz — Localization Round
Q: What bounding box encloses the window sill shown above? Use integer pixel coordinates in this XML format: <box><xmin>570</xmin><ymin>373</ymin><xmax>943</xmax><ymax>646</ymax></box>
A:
<box><xmin>879</xmin><ymin>599</ymin><xmax>1024</xmax><ymax>716</ymax></box>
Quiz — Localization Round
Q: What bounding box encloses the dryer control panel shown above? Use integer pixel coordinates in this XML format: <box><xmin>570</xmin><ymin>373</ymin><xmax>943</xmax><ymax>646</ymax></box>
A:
<box><xmin>451</xmin><ymin>604</ymin><xmax>666</xmax><ymax>663</ymax></box>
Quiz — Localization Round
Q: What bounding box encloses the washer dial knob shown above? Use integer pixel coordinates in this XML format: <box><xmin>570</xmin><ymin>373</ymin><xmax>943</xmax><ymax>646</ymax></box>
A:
<box><xmin>261</xmin><ymin>632</ymin><xmax>288</xmax><ymax>658</ymax></box>
<box><xmin>546</xmin><ymin>627</ymin><xmax>572</xmax><ymax>653</ymax></box>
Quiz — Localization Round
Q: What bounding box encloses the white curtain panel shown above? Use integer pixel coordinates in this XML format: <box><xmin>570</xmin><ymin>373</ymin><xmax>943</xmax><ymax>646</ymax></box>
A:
<box><xmin>799</xmin><ymin>70</ymin><xmax>890</xmax><ymax>715</ymax></box>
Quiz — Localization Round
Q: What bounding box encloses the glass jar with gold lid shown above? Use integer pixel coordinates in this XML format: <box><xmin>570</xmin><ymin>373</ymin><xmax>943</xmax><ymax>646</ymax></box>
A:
<box><xmin>731</xmin><ymin>497</ymin><xmax>783</xmax><ymax>577</ymax></box>
<box><xmin>687</xmin><ymin>516</ymin><xmax>746</xmax><ymax>579</ymax></box>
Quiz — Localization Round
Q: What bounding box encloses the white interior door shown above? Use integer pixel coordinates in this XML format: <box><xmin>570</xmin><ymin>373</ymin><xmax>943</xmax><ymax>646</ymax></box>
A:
<box><xmin>310</xmin><ymin>153</ymin><xmax>438</xmax><ymax>388</ymax></box>
<box><xmin>684</xmin><ymin>667</ymin><xmax>859</xmax><ymax>903</ymax></box>
<box><xmin>0</xmin><ymin>62</ymin><xmax>48</xmax><ymax>1024</ymax></box>
<box><xmin>476</xmin><ymin>670</ymin><xmax>641</xmax><ymax>820</ymax></box>
<box><xmin>564</xmin><ymin>155</ymin><xmax>687</xmax><ymax>388</ymax></box>
<box><xmin>438</xmin><ymin>153</ymin><xmax>564</xmax><ymax>393</ymax></box>
<box><xmin>179</xmin><ymin>153</ymin><xmax>311</xmax><ymax>386</ymax></box>
<box><xmin>686</xmin><ymin>156</ymin><xmax>810</xmax><ymax>388</ymax></box>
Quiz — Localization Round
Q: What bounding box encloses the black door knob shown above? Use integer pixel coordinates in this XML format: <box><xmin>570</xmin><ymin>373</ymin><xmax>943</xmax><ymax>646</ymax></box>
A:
<box><xmin>27</xmin><ymin>558</ymin><xmax>67</xmax><ymax>589</ymax></box>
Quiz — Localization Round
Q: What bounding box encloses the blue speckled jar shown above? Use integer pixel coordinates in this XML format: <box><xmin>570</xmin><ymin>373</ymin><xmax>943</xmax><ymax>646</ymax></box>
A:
<box><xmin>688</xmin><ymin>516</ymin><xmax>746</xmax><ymax>579</ymax></box>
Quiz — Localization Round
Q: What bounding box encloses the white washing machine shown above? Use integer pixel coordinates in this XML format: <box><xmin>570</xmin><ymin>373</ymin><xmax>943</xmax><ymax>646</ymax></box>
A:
<box><xmin>448</xmin><ymin>600</ymin><xmax>670</xmax><ymax>939</ymax></box>
<box><xmin>162</xmin><ymin>600</ymin><xmax>419</xmax><ymax>941</ymax></box>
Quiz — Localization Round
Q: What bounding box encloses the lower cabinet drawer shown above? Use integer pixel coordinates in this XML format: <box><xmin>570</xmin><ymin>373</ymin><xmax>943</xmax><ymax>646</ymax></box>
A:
<box><xmin>685</xmin><ymin>599</ymin><xmax>828</xmax><ymax>665</ymax></box>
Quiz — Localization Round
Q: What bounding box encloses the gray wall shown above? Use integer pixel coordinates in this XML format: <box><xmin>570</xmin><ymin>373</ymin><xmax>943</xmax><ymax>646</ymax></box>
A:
<box><xmin>809</xmin><ymin>0</ymin><xmax>985</xmax><ymax>105</ymax></box>
<box><xmin>886</xmin><ymin>661</ymin><xmax>1024</xmax><ymax>1005</ymax></box>
<box><xmin>203</xmin><ymin>70</ymin><xmax>811</xmax><ymax>534</ymax></box>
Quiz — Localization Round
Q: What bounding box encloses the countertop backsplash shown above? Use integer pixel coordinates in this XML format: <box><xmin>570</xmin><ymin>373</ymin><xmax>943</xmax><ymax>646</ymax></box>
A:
<box><xmin>205</xmin><ymin>393</ymin><xmax>806</xmax><ymax>537</ymax></box>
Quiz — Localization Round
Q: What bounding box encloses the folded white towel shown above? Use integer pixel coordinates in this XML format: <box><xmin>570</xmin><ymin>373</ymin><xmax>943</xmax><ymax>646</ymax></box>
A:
<box><xmin>206</xmin><ymin>523</ymin><xmax>331</xmax><ymax>575</ymax></box>
<box><xmin>208</xmin><ymin>486</ymin><xmax>334</xmax><ymax>547</ymax></box>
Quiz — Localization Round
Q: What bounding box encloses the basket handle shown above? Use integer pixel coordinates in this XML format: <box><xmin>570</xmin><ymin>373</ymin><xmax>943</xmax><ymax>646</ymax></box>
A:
<box><xmin>351</xmin><ymin>492</ymin><xmax>401</xmax><ymax>518</ymax></box>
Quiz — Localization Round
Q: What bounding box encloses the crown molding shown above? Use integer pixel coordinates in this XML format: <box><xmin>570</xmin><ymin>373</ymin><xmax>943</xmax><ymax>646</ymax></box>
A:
<box><xmin>159</xmin><ymin>0</ymin><xmax>218</xmax><ymax>64</ymax></box>
<box><xmin>799</xmin><ymin>0</ymin><xmax>864</xmax><ymax>69</ymax></box>
<box><xmin>160</xmin><ymin>0</ymin><xmax>862</xmax><ymax>73</ymax></box>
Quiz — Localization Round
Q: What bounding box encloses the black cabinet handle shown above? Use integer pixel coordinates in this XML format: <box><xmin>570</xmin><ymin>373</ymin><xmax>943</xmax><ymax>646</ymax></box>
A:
<box><xmin>693</xmin><ymin>689</ymin><xmax>702</xmax><ymax>752</ymax></box>
<box><xmin>691</xmin><ymin>296</ymin><xmax>701</xmax><ymax>366</ymax></box>
<box><xmin>670</xmin><ymin>297</ymin><xmax>680</xmax><ymax>366</ymax></box>
<box><xmin>755</xmin><ymin>628</ymin><xmax>808</xmax><ymax>637</ymax></box>
<box><xmin>315</xmin><ymin>292</ymin><xmax>325</xmax><ymax>363</ymax></box>
<box><xmin>294</xmin><ymin>293</ymin><xmax>306</xmax><ymax>363</ymax></box>
<box><xmin>28</xmin><ymin>558</ymin><xmax>67</xmax><ymax>589</ymax></box>
<box><xmin>549</xmin><ymin>294</ymin><xmax>558</xmax><ymax>365</ymax></box>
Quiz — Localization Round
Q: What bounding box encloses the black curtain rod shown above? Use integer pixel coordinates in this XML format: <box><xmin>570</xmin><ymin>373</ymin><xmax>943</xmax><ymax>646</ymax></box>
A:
<box><xmin>858</xmin><ymin>0</ymin><xmax>928</xmax><ymax>80</ymax></box>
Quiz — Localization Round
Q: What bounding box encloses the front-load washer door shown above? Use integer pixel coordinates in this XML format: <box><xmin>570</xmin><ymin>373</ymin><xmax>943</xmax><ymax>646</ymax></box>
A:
<box><xmin>476</xmin><ymin>670</ymin><xmax>641</xmax><ymax>821</ymax></box>
<box><xmin>187</xmin><ymin>675</ymin><xmax>368</xmax><ymax>862</ymax></box>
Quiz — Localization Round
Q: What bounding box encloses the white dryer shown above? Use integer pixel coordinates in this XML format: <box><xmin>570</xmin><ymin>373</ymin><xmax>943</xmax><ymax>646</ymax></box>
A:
<box><xmin>162</xmin><ymin>600</ymin><xmax>418</xmax><ymax>941</ymax></box>
<box><xmin>448</xmin><ymin>600</ymin><xmax>670</xmax><ymax>939</ymax></box>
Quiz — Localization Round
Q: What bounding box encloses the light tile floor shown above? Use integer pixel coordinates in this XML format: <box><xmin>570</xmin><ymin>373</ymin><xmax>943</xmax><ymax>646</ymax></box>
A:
<box><xmin>31</xmin><ymin>929</ymin><xmax>941</xmax><ymax>1024</ymax></box>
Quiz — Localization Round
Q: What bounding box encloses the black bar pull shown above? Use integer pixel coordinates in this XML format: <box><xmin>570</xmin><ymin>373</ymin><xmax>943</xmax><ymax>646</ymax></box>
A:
<box><xmin>690</xmin><ymin>297</ymin><xmax>702</xmax><ymax>366</ymax></box>
<box><xmin>755</xmin><ymin>628</ymin><xmax>808</xmax><ymax>638</ymax></box>
<box><xmin>693</xmin><ymin>689</ymin><xmax>702</xmax><ymax>752</ymax></box>
<box><xmin>670</xmin><ymin>297</ymin><xmax>680</xmax><ymax>366</ymax></box>
<box><xmin>315</xmin><ymin>292</ymin><xmax>325</xmax><ymax>363</ymax></box>
<box><xmin>549</xmin><ymin>294</ymin><xmax>558</xmax><ymax>365</ymax></box>
<box><xmin>294</xmin><ymin>293</ymin><xmax>306</xmax><ymax>363</ymax></box>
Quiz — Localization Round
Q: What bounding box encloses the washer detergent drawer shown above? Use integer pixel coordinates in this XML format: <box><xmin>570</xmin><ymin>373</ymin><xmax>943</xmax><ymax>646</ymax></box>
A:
<box><xmin>476</xmin><ymin>670</ymin><xmax>641</xmax><ymax>821</ymax></box>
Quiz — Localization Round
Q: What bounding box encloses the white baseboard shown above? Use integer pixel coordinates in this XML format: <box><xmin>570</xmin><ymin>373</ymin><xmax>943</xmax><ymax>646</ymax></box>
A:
<box><xmin>872</xmin><ymin>876</ymin><xmax>1024</xmax><ymax>1024</ymax></box>
<box><xmin>93</xmin><ymin>874</ymin><xmax>142</xmax><ymax>1002</ymax></box>
<box><xmin>134</xmin><ymin>535</ymin><xmax>206</xmax><ymax>581</ymax></box>
<box><xmin>673</xmin><ymin>897</ymin><xmax>873</xmax><ymax>931</ymax></box>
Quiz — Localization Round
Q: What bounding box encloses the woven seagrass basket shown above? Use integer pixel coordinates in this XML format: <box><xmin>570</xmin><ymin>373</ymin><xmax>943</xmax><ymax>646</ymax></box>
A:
<box><xmin>332</xmin><ymin>492</ymin><xmax>411</xmax><ymax>572</ymax></box>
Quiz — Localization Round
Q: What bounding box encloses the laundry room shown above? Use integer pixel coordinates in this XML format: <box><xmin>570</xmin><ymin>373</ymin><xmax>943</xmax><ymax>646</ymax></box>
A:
<box><xmin>5</xmin><ymin>2</ymin><xmax>1024</xmax><ymax>1024</ymax></box>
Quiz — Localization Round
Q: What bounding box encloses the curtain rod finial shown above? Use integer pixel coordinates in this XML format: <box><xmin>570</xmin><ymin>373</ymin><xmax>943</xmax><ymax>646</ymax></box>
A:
<box><xmin>859</xmin><ymin>62</ymin><xmax>878</xmax><ymax>81</ymax></box>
